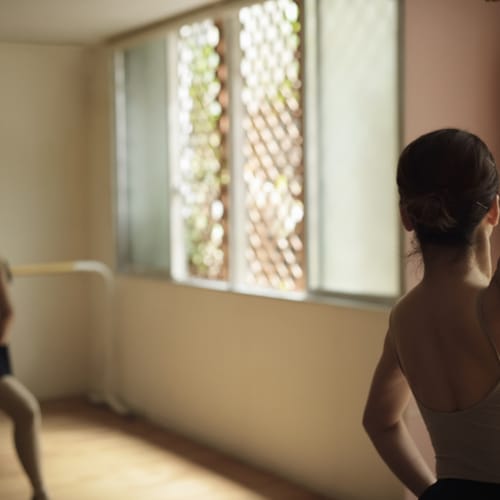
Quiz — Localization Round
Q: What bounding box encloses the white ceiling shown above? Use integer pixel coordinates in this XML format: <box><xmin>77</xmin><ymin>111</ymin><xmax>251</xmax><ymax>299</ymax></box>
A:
<box><xmin>0</xmin><ymin>0</ymin><xmax>220</xmax><ymax>45</ymax></box>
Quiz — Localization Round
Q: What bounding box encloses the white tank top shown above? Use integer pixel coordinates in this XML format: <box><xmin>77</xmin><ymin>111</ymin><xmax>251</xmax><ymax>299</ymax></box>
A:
<box><xmin>417</xmin><ymin>381</ymin><xmax>500</xmax><ymax>483</ymax></box>
<box><xmin>415</xmin><ymin>291</ymin><xmax>500</xmax><ymax>483</ymax></box>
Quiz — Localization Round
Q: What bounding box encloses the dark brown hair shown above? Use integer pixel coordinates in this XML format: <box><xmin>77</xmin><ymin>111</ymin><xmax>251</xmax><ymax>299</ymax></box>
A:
<box><xmin>397</xmin><ymin>128</ymin><xmax>498</xmax><ymax>248</ymax></box>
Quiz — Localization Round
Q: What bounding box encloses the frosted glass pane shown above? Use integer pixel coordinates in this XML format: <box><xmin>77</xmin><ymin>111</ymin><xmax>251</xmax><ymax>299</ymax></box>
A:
<box><xmin>121</xmin><ymin>40</ymin><xmax>169</xmax><ymax>271</ymax></box>
<box><xmin>318</xmin><ymin>0</ymin><xmax>399</xmax><ymax>296</ymax></box>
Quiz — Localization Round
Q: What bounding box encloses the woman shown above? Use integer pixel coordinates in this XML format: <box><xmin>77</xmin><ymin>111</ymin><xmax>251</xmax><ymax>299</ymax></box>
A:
<box><xmin>363</xmin><ymin>129</ymin><xmax>500</xmax><ymax>499</ymax></box>
<box><xmin>0</xmin><ymin>259</ymin><xmax>50</xmax><ymax>500</ymax></box>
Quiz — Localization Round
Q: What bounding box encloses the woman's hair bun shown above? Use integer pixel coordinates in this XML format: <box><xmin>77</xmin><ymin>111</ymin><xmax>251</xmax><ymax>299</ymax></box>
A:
<box><xmin>403</xmin><ymin>192</ymin><xmax>457</xmax><ymax>232</ymax></box>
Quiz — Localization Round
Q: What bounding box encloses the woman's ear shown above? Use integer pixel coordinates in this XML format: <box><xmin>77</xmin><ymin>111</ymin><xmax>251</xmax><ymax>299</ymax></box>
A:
<box><xmin>399</xmin><ymin>205</ymin><xmax>414</xmax><ymax>231</ymax></box>
<box><xmin>487</xmin><ymin>194</ymin><xmax>500</xmax><ymax>227</ymax></box>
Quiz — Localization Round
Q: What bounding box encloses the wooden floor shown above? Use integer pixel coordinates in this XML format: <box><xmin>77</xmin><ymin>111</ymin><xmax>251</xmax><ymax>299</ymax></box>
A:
<box><xmin>0</xmin><ymin>398</ymin><xmax>331</xmax><ymax>500</ymax></box>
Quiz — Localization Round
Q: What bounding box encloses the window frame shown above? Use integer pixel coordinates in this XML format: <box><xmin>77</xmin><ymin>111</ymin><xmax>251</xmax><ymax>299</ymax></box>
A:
<box><xmin>110</xmin><ymin>0</ymin><xmax>404</xmax><ymax>308</ymax></box>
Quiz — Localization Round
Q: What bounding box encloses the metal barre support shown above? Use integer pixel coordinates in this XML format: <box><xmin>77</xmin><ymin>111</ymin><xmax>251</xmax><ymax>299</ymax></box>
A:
<box><xmin>10</xmin><ymin>260</ymin><xmax>127</xmax><ymax>415</ymax></box>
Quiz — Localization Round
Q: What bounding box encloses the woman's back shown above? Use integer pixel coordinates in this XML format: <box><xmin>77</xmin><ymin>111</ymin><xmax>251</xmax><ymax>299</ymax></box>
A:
<box><xmin>392</xmin><ymin>276</ymin><xmax>500</xmax><ymax>413</ymax></box>
<box><xmin>392</xmin><ymin>270</ymin><xmax>500</xmax><ymax>487</ymax></box>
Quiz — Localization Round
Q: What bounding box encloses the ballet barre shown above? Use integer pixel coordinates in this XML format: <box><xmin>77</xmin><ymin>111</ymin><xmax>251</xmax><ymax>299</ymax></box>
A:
<box><xmin>11</xmin><ymin>260</ymin><xmax>113</xmax><ymax>282</ymax></box>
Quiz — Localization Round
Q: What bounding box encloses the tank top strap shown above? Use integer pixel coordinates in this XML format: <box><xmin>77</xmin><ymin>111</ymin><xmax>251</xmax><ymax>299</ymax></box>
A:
<box><xmin>387</xmin><ymin>309</ymin><xmax>407</xmax><ymax>374</ymax></box>
<box><xmin>477</xmin><ymin>290</ymin><xmax>500</xmax><ymax>364</ymax></box>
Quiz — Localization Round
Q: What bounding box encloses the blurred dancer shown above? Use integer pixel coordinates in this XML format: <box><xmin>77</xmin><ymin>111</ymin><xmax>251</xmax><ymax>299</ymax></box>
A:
<box><xmin>0</xmin><ymin>259</ymin><xmax>49</xmax><ymax>500</ymax></box>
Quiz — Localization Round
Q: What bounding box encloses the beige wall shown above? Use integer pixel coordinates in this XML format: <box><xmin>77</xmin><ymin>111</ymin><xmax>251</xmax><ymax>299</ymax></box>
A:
<box><xmin>403</xmin><ymin>1</ymin><xmax>500</xmax><ymax>498</ymax></box>
<box><xmin>0</xmin><ymin>43</ymin><xmax>91</xmax><ymax>398</ymax></box>
<box><xmin>116</xmin><ymin>280</ymin><xmax>396</xmax><ymax>500</ymax></box>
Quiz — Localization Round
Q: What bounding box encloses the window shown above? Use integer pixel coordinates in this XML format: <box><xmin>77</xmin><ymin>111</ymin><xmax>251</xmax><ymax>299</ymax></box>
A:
<box><xmin>114</xmin><ymin>39</ymin><xmax>169</xmax><ymax>273</ymax></box>
<box><xmin>113</xmin><ymin>0</ymin><xmax>400</xmax><ymax>302</ymax></box>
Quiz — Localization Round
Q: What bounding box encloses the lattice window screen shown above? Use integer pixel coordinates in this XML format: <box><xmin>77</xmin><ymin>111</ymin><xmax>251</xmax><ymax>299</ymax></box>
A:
<box><xmin>177</xmin><ymin>20</ymin><xmax>229</xmax><ymax>281</ymax></box>
<box><xmin>239</xmin><ymin>0</ymin><xmax>305</xmax><ymax>291</ymax></box>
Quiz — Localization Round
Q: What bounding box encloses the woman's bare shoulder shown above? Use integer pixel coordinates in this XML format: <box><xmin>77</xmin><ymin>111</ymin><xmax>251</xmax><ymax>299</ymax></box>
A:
<box><xmin>389</xmin><ymin>285</ymin><xmax>424</xmax><ymax>327</ymax></box>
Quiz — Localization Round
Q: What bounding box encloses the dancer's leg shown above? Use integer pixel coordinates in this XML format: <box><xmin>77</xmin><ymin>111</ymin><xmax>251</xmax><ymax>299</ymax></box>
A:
<box><xmin>0</xmin><ymin>375</ymin><xmax>49</xmax><ymax>499</ymax></box>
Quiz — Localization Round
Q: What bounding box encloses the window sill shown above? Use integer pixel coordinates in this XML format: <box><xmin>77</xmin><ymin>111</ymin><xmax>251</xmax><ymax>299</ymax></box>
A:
<box><xmin>116</xmin><ymin>268</ymin><xmax>396</xmax><ymax>311</ymax></box>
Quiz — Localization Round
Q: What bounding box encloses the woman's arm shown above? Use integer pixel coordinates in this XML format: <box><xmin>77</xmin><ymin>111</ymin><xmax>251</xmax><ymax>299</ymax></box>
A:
<box><xmin>0</xmin><ymin>260</ymin><xmax>13</xmax><ymax>344</ymax></box>
<box><xmin>362</xmin><ymin>331</ymin><xmax>436</xmax><ymax>497</ymax></box>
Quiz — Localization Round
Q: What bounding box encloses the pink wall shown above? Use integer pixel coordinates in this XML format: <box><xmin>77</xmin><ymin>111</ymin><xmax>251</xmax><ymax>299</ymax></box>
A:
<box><xmin>404</xmin><ymin>0</ymin><xmax>500</xmax><ymax>155</ymax></box>
<box><xmin>403</xmin><ymin>0</ymin><xmax>500</xmax><ymax>498</ymax></box>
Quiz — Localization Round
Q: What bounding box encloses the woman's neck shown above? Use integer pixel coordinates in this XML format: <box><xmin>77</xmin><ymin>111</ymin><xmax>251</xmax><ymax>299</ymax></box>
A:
<box><xmin>421</xmin><ymin>233</ymin><xmax>492</xmax><ymax>287</ymax></box>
